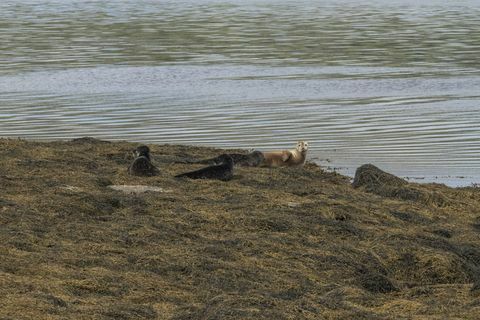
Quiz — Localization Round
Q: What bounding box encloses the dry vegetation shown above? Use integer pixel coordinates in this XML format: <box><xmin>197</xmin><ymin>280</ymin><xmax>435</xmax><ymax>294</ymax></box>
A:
<box><xmin>1</xmin><ymin>137</ymin><xmax>479</xmax><ymax>319</ymax></box>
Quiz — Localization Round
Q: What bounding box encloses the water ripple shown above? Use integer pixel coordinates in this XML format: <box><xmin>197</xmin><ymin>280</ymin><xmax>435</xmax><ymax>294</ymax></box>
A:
<box><xmin>1</xmin><ymin>1</ymin><xmax>480</xmax><ymax>186</ymax></box>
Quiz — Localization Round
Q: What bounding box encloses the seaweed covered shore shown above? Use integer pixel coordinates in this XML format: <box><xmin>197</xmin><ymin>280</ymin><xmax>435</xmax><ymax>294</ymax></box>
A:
<box><xmin>1</xmin><ymin>137</ymin><xmax>479</xmax><ymax>319</ymax></box>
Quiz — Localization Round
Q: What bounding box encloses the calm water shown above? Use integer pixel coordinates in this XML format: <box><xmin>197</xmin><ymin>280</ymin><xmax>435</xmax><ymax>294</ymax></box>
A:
<box><xmin>1</xmin><ymin>0</ymin><xmax>479</xmax><ymax>186</ymax></box>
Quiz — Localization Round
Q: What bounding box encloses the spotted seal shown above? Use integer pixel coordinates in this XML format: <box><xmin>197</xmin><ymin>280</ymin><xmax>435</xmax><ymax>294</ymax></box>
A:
<box><xmin>128</xmin><ymin>145</ymin><xmax>159</xmax><ymax>176</ymax></box>
<box><xmin>261</xmin><ymin>141</ymin><xmax>308</xmax><ymax>167</ymax></box>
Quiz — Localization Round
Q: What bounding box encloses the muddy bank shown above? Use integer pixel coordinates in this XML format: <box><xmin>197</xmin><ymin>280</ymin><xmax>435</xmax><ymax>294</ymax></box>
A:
<box><xmin>1</xmin><ymin>138</ymin><xmax>479</xmax><ymax>319</ymax></box>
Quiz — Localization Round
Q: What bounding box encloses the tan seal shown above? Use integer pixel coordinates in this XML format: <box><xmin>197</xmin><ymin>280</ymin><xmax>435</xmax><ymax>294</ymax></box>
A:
<box><xmin>261</xmin><ymin>141</ymin><xmax>308</xmax><ymax>167</ymax></box>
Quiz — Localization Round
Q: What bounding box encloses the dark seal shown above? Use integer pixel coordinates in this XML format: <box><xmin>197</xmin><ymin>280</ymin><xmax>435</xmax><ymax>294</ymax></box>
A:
<box><xmin>181</xmin><ymin>151</ymin><xmax>264</xmax><ymax>167</ymax></box>
<box><xmin>128</xmin><ymin>145</ymin><xmax>159</xmax><ymax>176</ymax></box>
<box><xmin>175</xmin><ymin>154</ymin><xmax>234</xmax><ymax>181</ymax></box>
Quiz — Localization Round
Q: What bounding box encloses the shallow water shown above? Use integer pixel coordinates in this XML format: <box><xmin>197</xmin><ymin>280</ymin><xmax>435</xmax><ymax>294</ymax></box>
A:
<box><xmin>0</xmin><ymin>0</ymin><xmax>479</xmax><ymax>186</ymax></box>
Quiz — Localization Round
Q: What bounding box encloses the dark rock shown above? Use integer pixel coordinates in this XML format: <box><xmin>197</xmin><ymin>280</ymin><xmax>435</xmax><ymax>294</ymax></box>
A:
<box><xmin>352</xmin><ymin>164</ymin><xmax>448</xmax><ymax>206</ymax></box>
<box><xmin>352</xmin><ymin>164</ymin><xmax>407</xmax><ymax>189</ymax></box>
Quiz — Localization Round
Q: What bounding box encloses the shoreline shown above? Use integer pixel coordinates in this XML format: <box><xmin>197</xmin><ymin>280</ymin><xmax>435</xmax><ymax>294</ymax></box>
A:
<box><xmin>1</xmin><ymin>136</ymin><xmax>477</xmax><ymax>188</ymax></box>
<box><xmin>1</xmin><ymin>137</ymin><xmax>479</xmax><ymax>319</ymax></box>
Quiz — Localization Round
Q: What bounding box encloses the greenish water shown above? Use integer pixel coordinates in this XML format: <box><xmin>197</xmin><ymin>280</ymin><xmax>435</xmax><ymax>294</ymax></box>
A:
<box><xmin>0</xmin><ymin>0</ymin><xmax>479</xmax><ymax>186</ymax></box>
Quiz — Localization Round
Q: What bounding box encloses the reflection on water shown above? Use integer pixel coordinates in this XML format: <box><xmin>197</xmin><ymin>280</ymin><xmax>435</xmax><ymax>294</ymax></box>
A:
<box><xmin>0</xmin><ymin>0</ymin><xmax>479</xmax><ymax>186</ymax></box>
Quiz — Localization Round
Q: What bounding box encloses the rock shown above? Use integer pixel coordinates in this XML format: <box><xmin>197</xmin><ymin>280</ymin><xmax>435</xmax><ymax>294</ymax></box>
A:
<box><xmin>352</xmin><ymin>164</ymin><xmax>407</xmax><ymax>189</ymax></box>
<box><xmin>60</xmin><ymin>185</ymin><xmax>84</xmax><ymax>193</ymax></box>
<box><xmin>108</xmin><ymin>185</ymin><xmax>172</xmax><ymax>194</ymax></box>
<box><xmin>287</xmin><ymin>202</ymin><xmax>301</xmax><ymax>208</ymax></box>
<box><xmin>352</xmin><ymin>164</ymin><xmax>448</xmax><ymax>206</ymax></box>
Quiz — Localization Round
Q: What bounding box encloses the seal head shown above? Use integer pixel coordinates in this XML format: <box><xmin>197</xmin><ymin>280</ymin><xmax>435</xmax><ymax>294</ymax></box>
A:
<box><xmin>134</xmin><ymin>145</ymin><xmax>151</xmax><ymax>160</ymax></box>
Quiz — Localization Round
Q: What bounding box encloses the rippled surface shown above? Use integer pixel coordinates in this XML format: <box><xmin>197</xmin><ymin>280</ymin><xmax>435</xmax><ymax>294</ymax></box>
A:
<box><xmin>1</xmin><ymin>0</ymin><xmax>479</xmax><ymax>186</ymax></box>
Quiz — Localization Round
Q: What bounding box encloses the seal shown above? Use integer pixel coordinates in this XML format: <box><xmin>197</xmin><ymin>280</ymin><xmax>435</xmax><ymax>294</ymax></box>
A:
<box><xmin>261</xmin><ymin>141</ymin><xmax>308</xmax><ymax>167</ymax></box>
<box><xmin>128</xmin><ymin>145</ymin><xmax>160</xmax><ymax>176</ymax></box>
<box><xmin>194</xmin><ymin>151</ymin><xmax>264</xmax><ymax>167</ymax></box>
<box><xmin>175</xmin><ymin>154</ymin><xmax>234</xmax><ymax>181</ymax></box>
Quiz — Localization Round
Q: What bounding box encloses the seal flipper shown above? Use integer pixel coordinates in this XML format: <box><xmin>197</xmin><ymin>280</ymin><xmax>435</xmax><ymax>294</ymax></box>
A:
<box><xmin>281</xmin><ymin>151</ymin><xmax>292</xmax><ymax>162</ymax></box>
